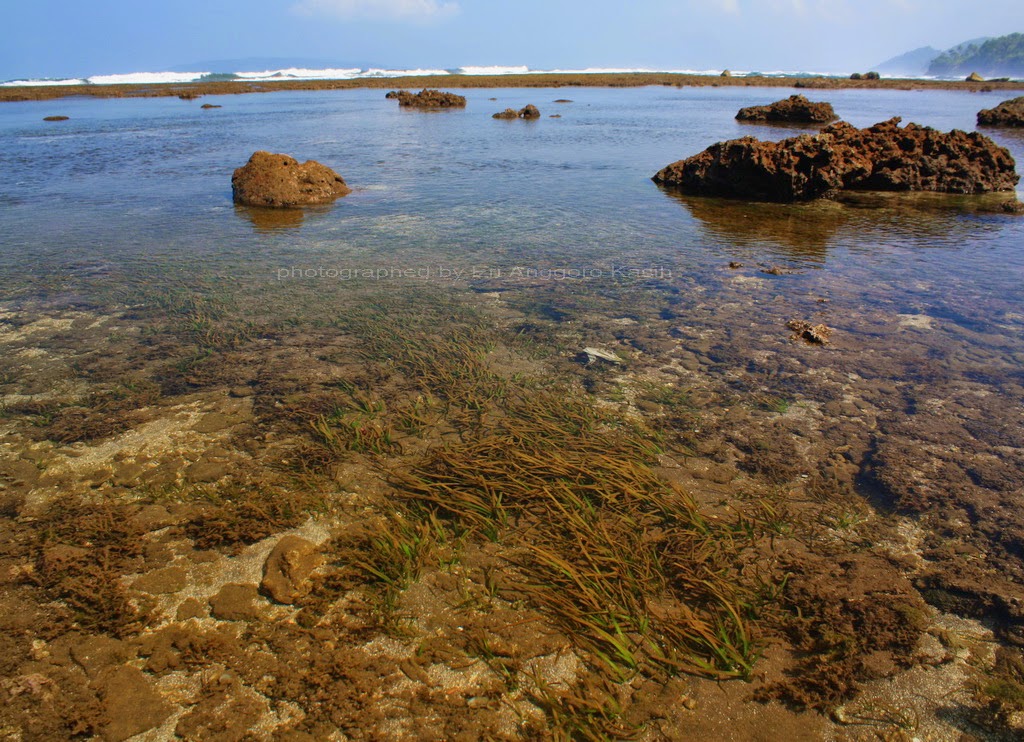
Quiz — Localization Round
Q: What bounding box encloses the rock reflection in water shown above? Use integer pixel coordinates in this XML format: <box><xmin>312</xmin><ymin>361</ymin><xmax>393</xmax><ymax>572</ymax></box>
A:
<box><xmin>661</xmin><ymin>188</ymin><xmax>1021</xmax><ymax>263</ymax></box>
<box><xmin>659</xmin><ymin>190</ymin><xmax>849</xmax><ymax>260</ymax></box>
<box><xmin>235</xmin><ymin>205</ymin><xmax>305</xmax><ymax>232</ymax></box>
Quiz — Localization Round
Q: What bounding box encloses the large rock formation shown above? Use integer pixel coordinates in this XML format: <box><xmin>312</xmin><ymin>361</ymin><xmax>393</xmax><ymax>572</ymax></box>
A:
<box><xmin>231</xmin><ymin>151</ymin><xmax>351</xmax><ymax>208</ymax></box>
<box><xmin>978</xmin><ymin>97</ymin><xmax>1024</xmax><ymax>127</ymax></box>
<box><xmin>652</xmin><ymin>118</ymin><xmax>1019</xmax><ymax>202</ymax></box>
<box><xmin>387</xmin><ymin>89</ymin><xmax>467</xmax><ymax>108</ymax></box>
<box><xmin>735</xmin><ymin>94</ymin><xmax>838</xmax><ymax>124</ymax></box>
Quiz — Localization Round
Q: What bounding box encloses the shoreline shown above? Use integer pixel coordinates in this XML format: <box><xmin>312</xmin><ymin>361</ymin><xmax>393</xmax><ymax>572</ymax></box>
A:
<box><xmin>3</xmin><ymin>71</ymin><xmax>1024</xmax><ymax>103</ymax></box>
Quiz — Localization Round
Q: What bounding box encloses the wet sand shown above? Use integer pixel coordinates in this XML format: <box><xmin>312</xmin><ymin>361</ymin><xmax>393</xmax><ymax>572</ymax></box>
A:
<box><xmin>3</xmin><ymin>72</ymin><xmax>1024</xmax><ymax>103</ymax></box>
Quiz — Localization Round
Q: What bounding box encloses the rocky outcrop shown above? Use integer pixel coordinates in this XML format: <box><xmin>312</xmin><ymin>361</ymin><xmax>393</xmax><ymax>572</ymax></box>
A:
<box><xmin>387</xmin><ymin>89</ymin><xmax>467</xmax><ymax>108</ymax></box>
<box><xmin>652</xmin><ymin>117</ymin><xmax>1019</xmax><ymax>202</ymax></box>
<box><xmin>967</xmin><ymin>72</ymin><xmax>984</xmax><ymax>82</ymax></box>
<box><xmin>231</xmin><ymin>151</ymin><xmax>351</xmax><ymax>208</ymax></box>
<box><xmin>735</xmin><ymin>94</ymin><xmax>837</xmax><ymax>124</ymax></box>
<box><xmin>492</xmin><ymin>104</ymin><xmax>541</xmax><ymax>120</ymax></box>
<box><xmin>978</xmin><ymin>97</ymin><xmax>1024</xmax><ymax>127</ymax></box>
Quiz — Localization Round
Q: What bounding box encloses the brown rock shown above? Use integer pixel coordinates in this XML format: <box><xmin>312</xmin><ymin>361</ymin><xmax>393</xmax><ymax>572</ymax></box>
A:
<box><xmin>129</xmin><ymin>504</ymin><xmax>178</xmax><ymax>531</ymax></box>
<box><xmin>492</xmin><ymin>108</ymin><xmax>518</xmax><ymax>120</ymax></box>
<box><xmin>978</xmin><ymin>96</ymin><xmax>1024</xmax><ymax>127</ymax></box>
<box><xmin>735</xmin><ymin>94</ymin><xmax>837</xmax><ymax>123</ymax></box>
<box><xmin>200</xmin><ymin>103</ymin><xmax>222</xmax><ymax>109</ymax></box>
<box><xmin>185</xmin><ymin>460</ymin><xmax>230</xmax><ymax>482</ymax></box>
<box><xmin>387</xmin><ymin>89</ymin><xmax>467</xmax><ymax>108</ymax></box>
<box><xmin>93</xmin><ymin>666</ymin><xmax>172</xmax><ymax>741</ymax></box>
<box><xmin>720</xmin><ymin>69</ymin><xmax>732</xmax><ymax>78</ymax></box>
<box><xmin>209</xmin><ymin>583</ymin><xmax>263</xmax><ymax>621</ymax></box>
<box><xmin>176</xmin><ymin>597</ymin><xmax>207</xmax><ymax>620</ymax></box>
<box><xmin>967</xmin><ymin>72</ymin><xmax>984</xmax><ymax>82</ymax></box>
<box><xmin>519</xmin><ymin>104</ymin><xmax>541</xmax><ymax>119</ymax></box>
<box><xmin>70</xmin><ymin>636</ymin><xmax>135</xmax><ymax>679</ymax></box>
<box><xmin>787</xmin><ymin>319</ymin><xmax>833</xmax><ymax>345</ymax></box>
<box><xmin>43</xmin><ymin>115</ymin><xmax>69</xmax><ymax>121</ymax></box>
<box><xmin>231</xmin><ymin>151</ymin><xmax>351</xmax><ymax>208</ymax></box>
<box><xmin>132</xmin><ymin>566</ymin><xmax>188</xmax><ymax>595</ymax></box>
<box><xmin>260</xmin><ymin>535</ymin><xmax>322</xmax><ymax>604</ymax></box>
<box><xmin>40</xmin><ymin>544</ymin><xmax>89</xmax><ymax>571</ymax></box>
<box><xmin>653</xmin><ymin>117</ymin><xmax>1020</xmax><ymax>202</ymax></box>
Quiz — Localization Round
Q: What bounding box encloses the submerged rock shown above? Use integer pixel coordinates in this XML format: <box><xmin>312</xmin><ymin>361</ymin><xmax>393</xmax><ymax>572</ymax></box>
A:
<box><xmin>260</xmin><ymin>535</ymin><xmax>322</xmax><ymax>605</ymax></box>
<box><xmin>387</xmin><ymin>89</ymin><xmax>467</xmax><ymax>108</ymax></box>
<box><xmin>231</xmin><ymin>151</ymin><xmax>351</xmax><ymax>208</ymax></box>
<box><xmin>652</xmin><ymin>117</ymin><xmax>1020</xmax><ymax>202</ymax></box>
<box><xmin>495</xmin><ymin>104</ymin><xmax>541</xmax><ymax>120</ymax></box>
<box><xmin>43</xmin><ymin>115</ymin><xmax>69</xmax><ymax>121</ymax></box>
<box><xmin>200</xmin><ymin>103</ymin><xmax>222</xmax><ymax>109</ymax></box>
<box><xmin>735</xmin><ymin>94</ymin><xmax>837</xmax><ymax>124</ymax></box>
<box><xmin>978</xmin><ymin>97</ymin><xmax>1024</xmax><ymax>127</ymax></box>
<box><xmin>578</xmin><ymin>347</ymin><xmax>623</xmax><ymax>366</ymax></box>
<box><xmin>787</xmin><ymin>320</ymin><xmax>832</xmax><ymax>345</ymax></box>
<box><xmin>493</xmin><ymin>104</ymin><xmax>541</xmax><ymax>120</ymax></box>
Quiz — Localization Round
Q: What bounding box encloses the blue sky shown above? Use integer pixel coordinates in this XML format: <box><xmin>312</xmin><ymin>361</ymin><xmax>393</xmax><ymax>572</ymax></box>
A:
<box><xmin>3</xmin><ymin>0</ymin><xmax>1023</xmax><ymax>79</ymax></box>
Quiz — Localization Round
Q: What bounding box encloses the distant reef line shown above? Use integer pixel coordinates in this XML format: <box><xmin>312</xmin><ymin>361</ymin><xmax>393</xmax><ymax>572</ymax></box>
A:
<box><xmin>4</xmin><ymin>72</ymin><xmax>1024</xmax><ymax>103</ymax></box>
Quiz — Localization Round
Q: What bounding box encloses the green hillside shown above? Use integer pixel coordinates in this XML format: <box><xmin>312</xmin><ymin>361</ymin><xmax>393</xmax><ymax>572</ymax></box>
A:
<box><xmin>927</xmin><ymin>33</ymin><xmax>1024</xmax><ymax>77</ymax></box>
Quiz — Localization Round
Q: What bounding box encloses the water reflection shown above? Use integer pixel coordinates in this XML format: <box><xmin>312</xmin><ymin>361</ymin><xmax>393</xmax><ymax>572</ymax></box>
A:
<box><xmin>235</xmin><ymin>205</ymin><xmax>305</xmax><ymax>232</ymax></box>
<box><xmin>660</xmin><ymin>190</ymin><xmax>848</xmax><ymax>260</ymax></box>
<box><xmin>660</xmin><ymin>188</ymin><xmax>1022</xmax><ymax>263</ymax></box>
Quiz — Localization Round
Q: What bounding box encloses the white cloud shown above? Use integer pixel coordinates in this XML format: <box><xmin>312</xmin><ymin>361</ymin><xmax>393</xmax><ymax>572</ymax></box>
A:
<box><xmin>713</xmin><ymin>0</ymin><xmax>741</xmax><ymax>13</ymax></box>
<box><xmin>293</xmin><ymin>0</ymin><xmax>460</xmax><ymax>21</ymax></box>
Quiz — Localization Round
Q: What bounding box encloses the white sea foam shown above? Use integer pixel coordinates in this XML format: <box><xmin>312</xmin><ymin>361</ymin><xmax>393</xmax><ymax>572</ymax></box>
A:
<box><xmin>359</xmin><ymin>68</ymin><xmax>451</xmax><ymax>78</ymax></box>
<box><xmin>2</xmin><ymin>65</ymin><xmax>995</xmax><ymax>87</ymax></box>
<box><xmin>455</xmin><ymin>65</ymin><xmax>530</xmax><ymax>75</ymax></box>
<box><xmin>235</xmin><ymin>67</ymin><xmax>363</xmax><ymax>80</ymax></box>
<box><xmin>0</xmin><ymin>77</ymin><xmax>86</xmax><ymax>87</ymax></box>
<box><xmin>86</xmin><ymin>71</ymin><xmax>210</xmax><ymax>85</ymax></box>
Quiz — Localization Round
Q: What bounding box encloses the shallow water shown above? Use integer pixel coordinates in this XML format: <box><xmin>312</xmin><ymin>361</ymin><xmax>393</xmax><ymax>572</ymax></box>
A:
<box><xmin>3</xmin><ymin>84</ymin><xmax>1024</xmax><ymax>738</ymax></box>
<box><xmin>1</xmin><ymin>86</ymin><xmax>1022</xmax><ymax>391</ymax></box>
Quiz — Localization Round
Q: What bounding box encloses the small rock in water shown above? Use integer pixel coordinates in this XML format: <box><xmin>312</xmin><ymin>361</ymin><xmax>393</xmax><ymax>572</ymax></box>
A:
<box><xmin>232</xmin><ymin>151</ymin><xmax>351</xmax><ymax>207</ymax></box>
<box><xmin>261</xmin><ymin>535</ymin><xmax>322</xmax><ymax>605</ymax></box>
<box><xmin>578</xmin><ymin>347</ymin><xmax>623</xmax><ymax>365</ymax></box>
<box><xmin>728</xmin><ymin>261</ymin><xmax>744</xmax><ymax>269</ymax></box>
<box><xmin>787</xmin><ymin>320</ymin><xmax>833</xmax><ymax>345</ymax></box>
<box><xmin>43</xmin><ymin>115</ymin><xmax>69</xmax><ymax>121</ymax></box>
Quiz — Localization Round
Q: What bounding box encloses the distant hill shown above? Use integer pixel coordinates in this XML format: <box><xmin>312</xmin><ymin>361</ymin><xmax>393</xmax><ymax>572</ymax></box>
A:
<box><xmin>875</xmin><ymin>46</ymin><xmax>941</xmax><ymax>77</ymax></box>
<box><xmin>927</xmin><ymin>33</ymin><xmax>1024</xmax><ymax>77</ymax></box>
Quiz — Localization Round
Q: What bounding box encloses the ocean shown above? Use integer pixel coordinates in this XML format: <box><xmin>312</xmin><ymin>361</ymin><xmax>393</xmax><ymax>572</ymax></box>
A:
<box><xmin>1</xmin><ymin>84</ymin><xmax>1023</xmax><ymax>738</ymax></box>
<box><xmin>0</xmin><ymin>64</ymin><xmax>991</xmax><ymax>87</ymax></box>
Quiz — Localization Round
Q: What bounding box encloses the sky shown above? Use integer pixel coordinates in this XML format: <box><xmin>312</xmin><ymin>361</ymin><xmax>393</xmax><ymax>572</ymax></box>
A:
<box><xmin>2</xmin><ymin>0</ymin><xmax>1023</xmax><ymax>80</ymax></box>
